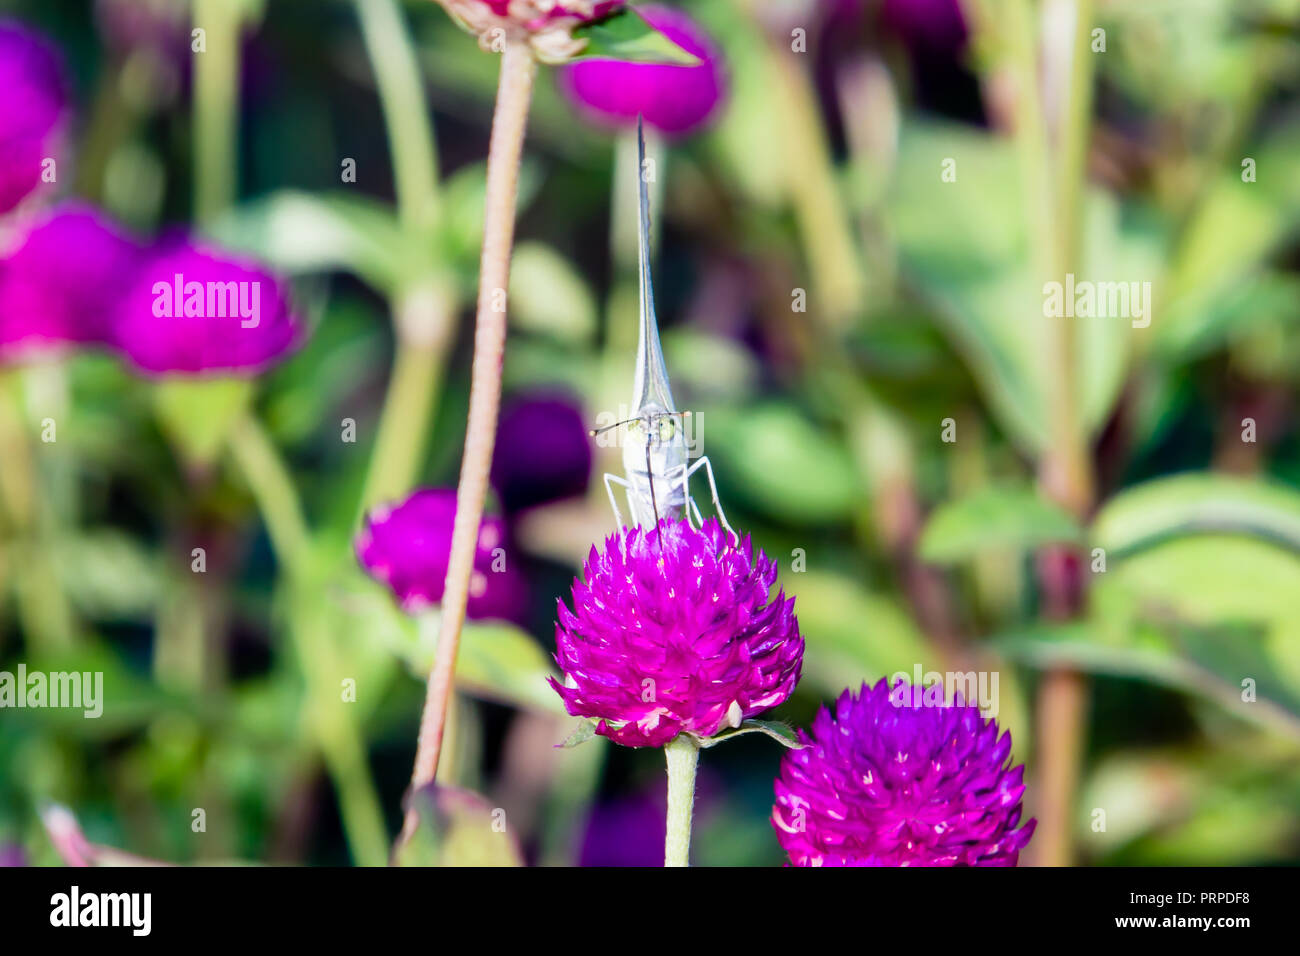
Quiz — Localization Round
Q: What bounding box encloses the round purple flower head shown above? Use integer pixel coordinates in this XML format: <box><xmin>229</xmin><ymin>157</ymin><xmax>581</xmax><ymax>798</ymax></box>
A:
<box><xmin>110</xmin><ymin>240</ymin><xmax>300</xmax><ymax>376</ymax></box>
<box><xmin>356</xmin><ymin>488</ymin><xmax>528</xmax><ymax>624</ymax></box>
<box><xmin>0</xmin><ymin>204</ymin><xmax>141</xmax><ymax>361</ymax></box>
<box><xmin>772</xmin><ymin>678</ymin><xmax>1035</xmax><ymax>866</ymax></box>
<box><xmin>0</xmin><ymin>21</ymin><xmax>66</xmax><ymax>214</ymax></box>
<box><xmin>883</xmin><ymin>0</ymin><xmax>967</xmax><ymax>55</ymax></box>
<box><xmin>559</xmin><ymin>5</ymin><xmax>725</xmax><ymax>136</ymax></box>
<box><xmin>491</xmin><ymin>392</ymin><xmax>592</xmax><ymax>513</ymax></box>
<box><xmin>550</xmin><ymin>518</ymin><xmax>802</xmax><ymax>748</ymax></box>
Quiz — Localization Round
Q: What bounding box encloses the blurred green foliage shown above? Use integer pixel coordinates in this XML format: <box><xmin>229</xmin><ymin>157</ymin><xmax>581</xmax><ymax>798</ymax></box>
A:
<box><xmin>1</xmin><ymin>0</ymin><xmax>1299</xmax><ymax>867</ymax></box>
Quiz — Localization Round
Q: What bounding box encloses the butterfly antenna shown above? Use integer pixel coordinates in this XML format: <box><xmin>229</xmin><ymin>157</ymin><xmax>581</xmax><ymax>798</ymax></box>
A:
<box><xmin>646</xmin><ymin>439</ymin><xmax>661</xmax><ymax>539</ymax></box>
<box><xmin>589</xmin><ymin>416</ymin><xmax>639</xmax><ymax>437</ymax></box>
<box><xmin>632</xmin><ymin>115</ymin><xmax>675</xmax><ymax>416</ymax></box>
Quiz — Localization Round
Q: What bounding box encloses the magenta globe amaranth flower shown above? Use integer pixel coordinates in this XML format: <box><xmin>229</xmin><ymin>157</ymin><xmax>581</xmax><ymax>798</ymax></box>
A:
<box><xmin>559</xmin><ymin>5</ymin><xmax>725</xmax><ymax>136</ymax></box>
<box><xmin>883</xmin><ymin>0</ymin><xmax>967</xmax><ymax>54</ymax></box>
<box><xmin>110</xmin><ymin>240</ymin><xmax>300</xmax><ymax>376</ymax></box>
<box><xmin>356</xmin><ymin>488</ymin><xmax>528</xmax><ymax>623</ymax></box>
<box><xmin>0</xmin><ymin>21</ymin><xmax>67</xmax><ymax>214</ymax></box>
<box><xmin>0</xmin><ymin>204</ymin><xmax>142</xmax><ymax>361</ymax></box>
<box><xmin>434</xmin><ymin>0</ymin><xmax>621</xmax><ymax>61</ymax></box>
<box><xmin>550</xmin><ymin>518</ymin><xmax>801</xmax><ymax>748</ymax></box>
<box><xmin>772</xmin><ymin>679</ymin><xmax>1035</xmax><ymax>866</ymax></box>
<box><xmin>491</xmin><ymin>392</ymin><xmax>592</xmax><ymax>513</ymax></box>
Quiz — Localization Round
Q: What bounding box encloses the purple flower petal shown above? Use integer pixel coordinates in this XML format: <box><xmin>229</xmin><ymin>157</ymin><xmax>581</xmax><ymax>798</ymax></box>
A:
<box><xmin>110</xmin><ymin>239</ymin><xmax>301</xmax><ymax>376</ymax></box>
<box><xmin>550</xmin><ymin>518</ymin><xmax>803</xmax><ymax>748</ymax></box>
<box><xmin>0</xmin><ymin>20</ymin><xmax>67</xmax><ymax>214</ymax></box>
<box><xmin>356</xmin><ymin>488</ymin><xmax>528</xmax><ymax>624</ymax></box>
<box><xmin>772</xmin><ymin>678</ymin><xmax>1036</xmax><ymax>866</ymax></box>
<box><xmin>491</xmin><ymin>392</ymin><xmax>592</xmax><ymax>512</ymax></box>
<box><xmin>0</xmin><ymin>203</ymin><xmax>142</xmax><ymax>361</ymax></box>
<box><xmin>559</xmin><ymin>5</ymin><xmax>726</xmax><ymax>136</ymax></box>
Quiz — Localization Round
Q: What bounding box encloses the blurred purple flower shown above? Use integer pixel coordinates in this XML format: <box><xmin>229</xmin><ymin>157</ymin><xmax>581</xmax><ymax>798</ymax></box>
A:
<box><xmin>578</xmin><ymin>771</ymin><xmax>723</xmax><ymax>866</ymax></box>
<box><xmin>0</xmin><ymin>203</ymin><xmax>142</xmax><ymax>362</ymax></box>
<box><xmin>94</xmin><ymin>0</ymin><xmax>190</xmax><ymax>56</ymax></box>
<box><xmin>578</xmin><ymin>790</ymin><xmax>666</xmax><ymax>867</ymax></box>
<box><xmin>491</xmin><ymin>392</ymin><xmax>592</xmax><ymax>513</ymax></box>
<box><xmin>356</xmin><ymin>488</ymin><xmax>528</xmax><ymax>623</ymax></box>
<box><xmin>109</xmin><ymin>239</ymin><xmax>300</xmax><ymax>377</ymax></box>
<box><xmin>0</xmin><ymin>21</ymin><xmax>67</xmax><ymax>214</ymax></box>
<box><xmin>559</xmin><ymin>5</ymin><xmax>725</xmax><ymax>136</ymax></box>
<box><xmin>0</xmin><ymin>843</ymin><xmax>26</xmax><ymax>867</ymax></box>
<box><xmin>550</xmin><ymin>518</ymin><xmax>802</xmax><ymax>748</ymax></box>
<box><xmin>882</xmin><ymin>0</ymin><xmax>968</xmax><ymax>55</ymax></box>
<box><xmin>772</xmin><ymin>679</ymin><xmax>1035</xmax><ymax>866</ymax></box>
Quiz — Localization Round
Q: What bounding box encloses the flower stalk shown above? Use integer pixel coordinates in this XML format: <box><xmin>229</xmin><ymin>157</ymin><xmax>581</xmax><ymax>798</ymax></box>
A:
<box><xmin>664</xmin><ymin>733</ymin><xmax>699</xmax><ymax>867</ymax></box>
<box><xmin>192</xmin><ymin>0</ymin><xmax>243</xmax><ymax>225</ymax></box>
<box><xmin>0</xmin><ymin>372</ymin><xmax>75</xmax><ymax>654</ymax></box>
<box><xmin>229</xmin><ymin>414</ymin><xmax>389</xmax><ymax>866</ymax></box>
<box><xmin>355</xmin><ymin>0</ymin><xmax>450</xmax><ymax>513</ymax></box>
<box><xmin>402</xmin><ymin>39</ymin><xmax>536</xmax><ymax>841</ymax></box>
<box><xmin>1003</xmin><ymin>0</ymin><xmax>1097</xmax><ymax>866</ymax></box>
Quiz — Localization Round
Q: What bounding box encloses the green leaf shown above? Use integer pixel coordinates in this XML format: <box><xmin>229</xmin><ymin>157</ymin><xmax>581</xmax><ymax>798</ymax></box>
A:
<box><xmin>557</xmin><ymin>719</ymin><xmax>597</xmax><ymax>748</ymax></box>
<box><xmin>919</xmin><ymin>485</ymin><xmax>1083</xmax><ymax>563</ymax></box>
<box><xmin>152</xmin><ymin>377</ymin><xmax>253</xmax><ymax>470</ymax></box>
<box><xmin>992</xmin><ymin>620</ymin><xmax>1300</xmax><ymax>739</ymax></box>
<box><xmin>1081</xmin><ymin>748</ymin><xmax>1300</xmax><ymax>865</ymax></box>
<box><xmin>568</xmin><ymin>8</ymin><xmax>702</xmax><ymax>66</ymax></box>
<box><xmin>507</xmin><ymin>242</ymin><xmax>597</xmax><ymax>342</ymax></box>
<box><xmin>1092</xmin><ymin>472</ymin><xmax>1300</xmax><ymax>558</ymax></box>
<box><xmin>209</xmin><ymin>191</ymin><xmax>415</xmax><ymax>295</ymax></box>
<box><xmin>394</xmin><ymin>785</ymin><xmax>522</xmax><ymax>867</ymax></box>
<box><xmin>995</xmin><ymin>527</ymin><xmax>1300</xmax><ymax>737</ymax></box>
<box><xmin>787</xmin><ymin>571</ymin><xmax>933</xmax><ymax>697</ymax></box>
<box><xmin>54</xmin><ymin>531</ymin><xmax>162</xmax><ymax>619</ymax></box>
<box><xmin>339</xmin><ymin>583</ymin><xmax>565</xmax><ymax>715</ymax></box>
<box><xmin>696</xmin><ymin>719</ymin><xmax>803</xmax><ymax>750</ymax></box>
<box><xmin>886</xmin><ymin>121</ymin><xmax>1164</xmax><ymax>455</ymax></box>
<box><xmin>438</xmin><ymin>159</ymin><xmax>542</xmax><ymax>283</ymax></box>
<box><xmin>11</xmin><ymin>642</ymin><xmax>182</xmax><ymax>735</ymax></box>
<box><xmin>451</xmin><ymin>620</ymin><xmax>565</xmax><ymax>715</ymax></box>
<box><xmin>706</xmin><ymin>403</ymin><xmax>860</xmax><ymax>524</ymax></box>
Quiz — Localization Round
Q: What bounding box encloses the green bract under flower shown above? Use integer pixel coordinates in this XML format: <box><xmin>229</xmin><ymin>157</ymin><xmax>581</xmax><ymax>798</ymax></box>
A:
<box><xmin>433</xmin><ymin>0</ymin><xmax>620</xmax><ymax>61</ymax></box>
<box><xmin>432</xmin><ymin>1</ymin><xmax>700</xmax><ymax>65</ymax></box>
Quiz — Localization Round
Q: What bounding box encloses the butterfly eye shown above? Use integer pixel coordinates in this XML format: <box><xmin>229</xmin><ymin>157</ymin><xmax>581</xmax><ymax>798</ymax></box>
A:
<box><xmin>627</xmin><ymin>419</ymin><xmax>645</xmax><ymax>438</ymax></box>
<box><xmin>658</xmin><ymin>419</ymin><xmax>676</xmax><ymax>441</ymax></box>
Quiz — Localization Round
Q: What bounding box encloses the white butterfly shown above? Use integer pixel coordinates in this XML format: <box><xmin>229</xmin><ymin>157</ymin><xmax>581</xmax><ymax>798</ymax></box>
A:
<box><xmin>593</xmin><ymin>117</ymin><xmax>736</xmax><ymax>541</ymax></box>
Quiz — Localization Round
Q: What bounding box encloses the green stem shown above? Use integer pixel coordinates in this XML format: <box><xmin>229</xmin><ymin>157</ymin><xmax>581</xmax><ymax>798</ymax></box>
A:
<box><xmin>1003</xmin><ymin>0</ymin><xmax>1097</xmax><ymax>867</ymax></box>
<box><xmin>354</xmin><ymin>0</ymin><xmax>451</xmax><ymax>516</ymax></box>
<box><xmin>0</xmin><ymin>372</ymin><xmax>75</xmax><ymax>654</ymax></box>
<box><xmin>358</xmin><ymin>340</ymin><xmax>443</xmax><ymax>512</ymax></box>
<box><xmin>310</xmin><ymin>653</ymin><xmax>391</xmax><ymax>867</ymax></box>
<box><xmin>355</xmin><ymin>0</ymin><xmax>440</xmax><ymax>233</ymax></box>
<box><xmin>766</xmin><ymin>38</ymin><xmax>864</xmax><ymax>331</ymax></box>
<box><xmin>357</xmin><ymin>285</ymin><xmax>453</xmax><ymax>515</ymax></box>
<box><xmin>228</xmin><ymin>416</ymin><xmax>388</xmax><ymax>866</ymax></box>
<box><xmin>192</xmin><ymin>0</ymin><xmax>243</xmax><ymax>224</ymax></box>
<box><xmin>228</xmin><ymin>416</ymin><xmax>311</xmax><ymax>575</ymax></box>
<box><xmin>664</xmin><ymin>734</ymin><xmax>699</xmax><ymax>867</ymax></box>
<box><xmin>402</xmin><ymin>40</ymin><xmax>536</xmax><ymax>845</ymax></box>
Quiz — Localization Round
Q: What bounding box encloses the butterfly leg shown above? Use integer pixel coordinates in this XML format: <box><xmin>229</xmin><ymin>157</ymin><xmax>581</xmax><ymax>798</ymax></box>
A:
<box><xmin>687</xmin><ymin>497</ymin><xmax>705</xmax><ymax>531</ymax></box>
<box><xmin>661</xmin><ymin>463</ymin><xmax>697</xmax><ymax>529</ymax></box>
<box><xmin>602</xmin><ymin>472</ymin><xmax>632</xmax><ymax>530</ymax></box>
<box><xmin>684</xmin><ymin>457</ymin><xmax>738</xmax><ymax>544</ymax></box>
